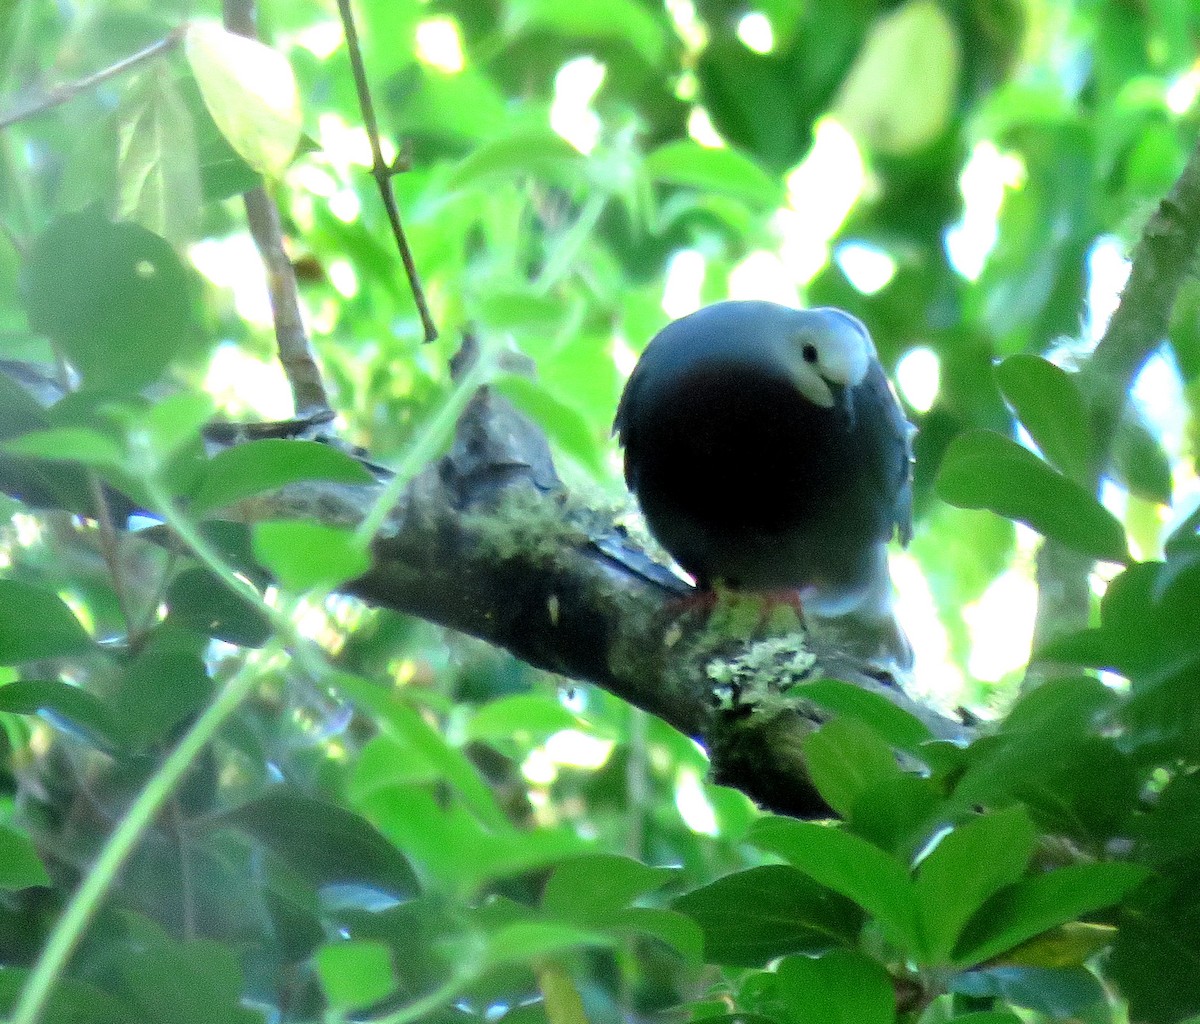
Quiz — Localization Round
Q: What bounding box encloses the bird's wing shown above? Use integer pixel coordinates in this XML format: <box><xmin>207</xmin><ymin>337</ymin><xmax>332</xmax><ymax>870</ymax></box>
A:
<box><xmin>861</xmin><ymin>359</ymin><xmax>915</xmax><ymax>546</ymax></box>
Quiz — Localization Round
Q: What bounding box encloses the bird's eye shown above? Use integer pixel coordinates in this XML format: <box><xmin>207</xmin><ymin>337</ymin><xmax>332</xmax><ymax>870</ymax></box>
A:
<box><xmin>802</xmin><ymin>343</ymin><xmax>819</xmax><ymax>364</ymax></box>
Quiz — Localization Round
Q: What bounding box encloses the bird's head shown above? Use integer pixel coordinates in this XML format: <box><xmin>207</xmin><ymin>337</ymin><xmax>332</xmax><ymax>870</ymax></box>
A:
<box><xmin>782</xmin><ymin>306</ymin><xmax>874</xmax><ymax>410</ymax></box>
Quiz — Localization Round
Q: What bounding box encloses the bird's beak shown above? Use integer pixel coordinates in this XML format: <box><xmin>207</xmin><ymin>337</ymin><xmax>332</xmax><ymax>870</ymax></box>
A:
<box><xmin>829</xmin><ymin>381</ymin><xmax>856</xmax><ymax>429</ymax></box>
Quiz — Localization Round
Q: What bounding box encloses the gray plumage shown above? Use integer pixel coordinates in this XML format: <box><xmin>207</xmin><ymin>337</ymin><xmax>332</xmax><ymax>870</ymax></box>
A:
<box><xmin>614</xmin><ymin>300</ymin><xmax>915</xmax><ymax>668</ymax></box>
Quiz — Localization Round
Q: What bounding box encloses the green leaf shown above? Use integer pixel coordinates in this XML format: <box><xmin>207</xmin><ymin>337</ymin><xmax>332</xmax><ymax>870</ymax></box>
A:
<box><xmin>126</xmin><ymin>393</ymin><xmax>215</xmax><ymax>467</ymax></box>
<box><xmin>217</xmin><ymin>789</ymin><xmax>420</xmax><ymax>899</ymax></box>
<box><xmin>749</xmin><ymin>818</ymin><xmax>921</xmax><ymax>956</ymax></box>
<box><xmin>446</xmin><ymin>129</ymin><xmax>583</xmax><ymax>190</ymax></box>
<box><xmin>117</xmin><ymin>67</ymin><xmax>203</xmax><ymax>244</ymax></box>
<box><xmin>608</xmin><ymin>907</ymin><xmax>704</xmax><ymax>965</ymax></box>
<box><xmin>506</xmin><ymin>0</ymin><xmax>668</xmax><ymax>66</ymax></box>
<box><xmin>492</xmin><ymin>374</ymin><xmax>604</xmax><ymax>475</ymax></box>
<box><xmin>994</xmin><ymin>355</ymin><xmax>1091</xmax><ymax>481</ymax></box>
<box><xmin>0</xmin><ymin>967</ymin><xmax>138</xmax><ymax>1024</ymax></box>
<box><xmin>953</xmin><ymin>863</ymin><xmax>1149</xmax><ymax>967</ymax></box>
<box><xmin>849</xmin><ymin>775</ymin><xmax>943</xmax><ymax>857</ymax></box>
<box><xmin>316</xmin><ymin>940</ymin><xmax>397</xmax><ymax>1010</ymax></box>
<box><xmin>775</xmin><ymin>950</ymin><xmax>896</xmax><ymax>1024</ymax></box>
<box><xmin>833</xmin><ymin>0</ymin><xmax>960</xmax><ymax>155</ymax></box>
<box><xmin>185</xmin><ymin>21</ymin><xmax>301</xmax><ymax>178</ymax></box>
<box><xmin>791</xmin><ymin>679</ymin><xmax>934</xmax><ymax>752</ymax></box>
<box><xmin>0</xmin><ymin>679</ymin><xmax>123</xmax><ymax>749</ymax></box>
<box><xmin>0</xmin><ymin>579</ymin><xmax>93</xmax><ymax>664</ymax></box>
<box><xmin>936</xmin><ymin>429</ymin><xmax>1129</xmax><ymax>563</ymax></box>
<box><xmin>193</xmin><ymin>439</ymin><xmax>375</xmax><ymax>515</ymax></box>
<box><xmin>166</xmin><ymin>566</ymin><xmax>271</xmax><ymax>648</ymax></box>
<box><xmin>483</xmin><ymin>921</ymin><xmax>611</xmax><ymax>968</ymax></box>
<box><xmin>673</xmin><ymin>864</ymin><xmax>863</xmax><ymax>967</ymax></box>
<box><xmin>22</xmin><ymin>209</ymin><xmax>202</xmax><ymax>395</ymax></box>
<box><xmin>252</xmin><ymin>521</ymin><xmax>370</xmax><ymax>591</ymax></box>
<box><xmin>110</xmin><ymin>645</ymin><xmax>213</xmax><ymax>751</ymax></box>
<box><xmin>1112</xmin><ymin>408</ymin><xmax>1174</xmax><ymax>505</ymax></box>
<box><xmin>950</xmin><ymin>967</ymin><xmax>1106</xmax><ymax>1018</ymax></box>
<box><xmin>801</xmin><ymin>717</ymin><xmax>901</xmax><ymax>818</ymax></box>
<box><xmin>542</xmin><ymin>854</ymin><xmax>674</xmax><ymax>923</ymax></box>
<box><xmin>2</xmin><ymin>428</ymin><xmax>124</xmax><ymax>469</ymax></box>
<box><xmin>0</xmin><ymin>824</ymin><xmax>50</xmax><ymax>889</ymax></box>
<box><xmin>916</xmin><ymin>808</ymin><xmax>1036</xmax><ymax>964</ymax></box>
<box><xmin>644</xmin><ymin>141</ymin><xmax>783</xmax><ymax>207</ymax></box>
<box><xmin>465</xmin><ymin>693</ymin><xmax>584</xmax><ymax>744</ymax></box>
<box><xmin>117</xmin><ymin>919</ymin><xmax>260</xmax><ymax>1024</ymax></box>
<box><xmin>333</xmin><ymin>673</ymin><xmax>509</xmax><ymax>831</ymax></box>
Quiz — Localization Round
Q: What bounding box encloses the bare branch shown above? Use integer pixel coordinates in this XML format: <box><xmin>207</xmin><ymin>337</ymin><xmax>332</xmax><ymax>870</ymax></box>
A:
<box><xmin>335</xmin><ymin>0</ymin><xmax>439</xmax><ymax>343</ymax></box>
<box><xmin>222</xmin><ymin>0</ymin><xmax>334</xmax><ymax>419</ymax></box>
<box><xmin>0</xmin><ymin>30</ymin><xmax>184</xmax><ymax>132</ymax></box>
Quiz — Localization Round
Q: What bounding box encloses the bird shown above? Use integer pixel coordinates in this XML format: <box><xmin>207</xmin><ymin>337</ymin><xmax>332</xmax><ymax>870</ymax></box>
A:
<box><xmin>614</xmin><ymin>300</ymin><xmax>915</xmax><ymax>669</ymax></box>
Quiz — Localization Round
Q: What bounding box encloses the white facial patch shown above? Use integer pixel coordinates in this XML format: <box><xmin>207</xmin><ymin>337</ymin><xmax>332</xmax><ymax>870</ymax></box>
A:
<box><xmin>793</xmin><ymin>366</ymin><xmax>836</xmax><ymax>408</ymax></box>
<box><xmin>808</xmin><ymin>308</ymin><xmax>873</xmax><ymax>387</ymax></box>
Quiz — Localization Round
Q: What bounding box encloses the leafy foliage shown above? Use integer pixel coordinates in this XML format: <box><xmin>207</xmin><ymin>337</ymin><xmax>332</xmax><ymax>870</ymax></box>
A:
<box><xmin>1</xmin><ymin>2</ymin><xmax>1199</xmax><ymax>1024</ymax></box>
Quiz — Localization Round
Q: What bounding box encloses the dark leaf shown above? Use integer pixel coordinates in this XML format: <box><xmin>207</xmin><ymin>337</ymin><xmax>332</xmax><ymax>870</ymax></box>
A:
<box><xmin>217</xmin><ymin>789</ymin><xmax>420</xmax><ymax>899</ymax></box>
<box><xmin>674</xmin><ymin>864</ymin><xmax>863</xmax><ymax>967</ymax></box>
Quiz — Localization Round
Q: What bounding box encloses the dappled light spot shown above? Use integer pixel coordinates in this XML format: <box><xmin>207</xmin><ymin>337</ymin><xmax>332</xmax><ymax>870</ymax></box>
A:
<box><xmin>415</xmin><ymin>17</ymin><xmax>465</xmax><ymax>74</ymax></box>
<box><xmin>1167</xmin><ymin>64</ymin><xmax>1200</xmax><ymax>114</ymax></box>
<box><xmin>945</xmin><ymin>140</ymin><xmax>1024</xmax><ymax>280</ymax></box>
<box><xmin>891</xmin><ymin>551</ymin><xmax>963</xmax><ymax>709</ymax></box>
<box><xmin>835</xmin><ymin>241</ymin><xmax>896</xmax><ymax>295</ymax></box>
<box><xmin>551</xmin><ymin>57</ymin><xmax>606</xmax><ymax>154</ymax></box>
<box><xmin>964</xmin><ymin>569</ymin><xmax>1036</xmax><ymax>684</ymax></box>
<box><xmin>328</xmin><ymin>259</ymin><xmax>358</xmax><ymax>299</ymax></box>
<box><xmin>662</xmin><ymin>248</ymin><xmax>706</xmax><ymax>318</ymax></box>
<box><xmin>736</xmin><ymin>12</ymin><xmax>774</xmax><ymax>54</ymax></box>
<box><xmin>544</xmin><ymin>729</ymin><xmax>614</xmax><ymax>769</ymax></box>
<box><xmin>728</xmin><ymin>250</ymin><xmax>797</xmax><ymax>306</ymax></box>
<box><xmin>1086</xmin><ymin>236</ymin><xmax>1132</xmax><ymax>343</ymax></box>
<box><xmin>687</xmin><ymin>106</ymin><xmax>725</xmax><ymax>148</ymax></box>
<box><xmin>191</xmin><ymin>235</ymin><xmax>274</xmax><ymax>327</ymax></box>
<box><xmin>675</xmin><ymin>767</ymin><xmax>718</xmax><ymax>835</ymax></box>
<box><xmin>204</xmin><ymin>342</ymin><xmax>295</xmax><ymax>419</ymax></box>
<box><xmin>896</xmin><ymin>346</ymin><xmax>940</xmax><ymax>413</ymax></box>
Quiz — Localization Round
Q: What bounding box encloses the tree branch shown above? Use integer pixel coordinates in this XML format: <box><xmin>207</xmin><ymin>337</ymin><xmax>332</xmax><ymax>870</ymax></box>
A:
<box><xmin>334</xmin><ymin>0</ymin><xmax>438</xmax><ymax>343</ymax></box>
<box><xmin>222</xmin><ymin>0</ymin><xmax>334</xmax><ymax>419</ymax></box>
<box><xmin>0</xmin><ymin>361</ymin><xmax>967</xmax><ymax>817</ymax></box>
<box><xmin>0</xmin><ymin>30</ymin><xmax>184</xmax><ymax>131</ymax></box>
<box><xmin>1030</xmin><ymin>136</ymin><xmax>1200</xmax><ymax>662</ymax></box>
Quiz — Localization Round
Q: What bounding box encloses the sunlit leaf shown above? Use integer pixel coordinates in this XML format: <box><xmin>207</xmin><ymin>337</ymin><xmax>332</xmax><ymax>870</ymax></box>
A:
<box><xmin>185</xmin><ymin>21</ymin><xmax>302</xmax><ymax>178</ymax></box>
<box><xmin>936</xmin><ymin>429</ymin><xmax>1129</xmax><ymax>563</ymax></box>
<box><xmin>994</xmin><ymin>355</ymin><xmax>1091</xmax><ymax>481</ymax></box>
<box><xmin>834</xmin><ymin>0</ymin><xmax>960</xmax><ymax>155</ymax></box>
<box><xmin>0</xmin><ymin>580</ymin><xmax>93</xmax><ymax>664</ymax></box>
<box><xmin>252</xmin><ymin>520</ymin><xmax>370</xmax><ymax>591</ymax></box>
<box><xmin>316</xmin><ymin>941</ymin><xmax>397</xmax><ymax>1010</ymax></box>
<box><xmin>192</xmin><ymin>439</ymin><xmax>375</xmax><ymax>515</ymax></box>
<box><xmin>117</xmin><ymin>67</ymin><xmax>203</xmax><ymax>243</ymax></box>
<box><xmin>644</xmin><ymin>141</ymin><xmax>783</xmax><ymax>206</ymax></box>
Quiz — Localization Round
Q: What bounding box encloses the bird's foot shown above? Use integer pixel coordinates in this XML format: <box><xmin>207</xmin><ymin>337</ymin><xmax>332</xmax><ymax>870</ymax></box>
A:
<box><xmin>668</xmin><ymin>586</ymin><xmax>806</xmax><ymax>639</ymax></box>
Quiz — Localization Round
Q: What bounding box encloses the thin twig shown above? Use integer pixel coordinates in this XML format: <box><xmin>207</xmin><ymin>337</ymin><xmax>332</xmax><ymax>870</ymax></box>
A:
<box><xmin>47</xmin><ymin>349</ymin><xmax>138</xmax><ymax>637</ymax></box>
<box><xmin>222</xmin><ymin>0</ymin><xmax>333</xmax><ymax>419</ymax></box>
<box><xmin>0</xmin><ymin>29</ymin><xmax>184</xmax><ymax>131</ymax></box>
<box><xmin>1028</xmin><ymin>136</ymin><xmax>1200</xmax><ymax>668</ymax></box>
<box><xmin>242</xmin><ymin>187</ymin><xmax>334</xmax><ymax>416</ymax></box>
<box><xmin>335</xmin><ymin>0</ymin><xmax>438</xmax><ymax>343</ymax></box>
<box><xmin>168</xmin><ymin>795</ymin><xmax>197</xmax><ymax>941</ymax></box>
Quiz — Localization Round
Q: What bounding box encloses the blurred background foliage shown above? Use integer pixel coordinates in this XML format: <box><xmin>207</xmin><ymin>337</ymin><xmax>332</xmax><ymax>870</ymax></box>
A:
<box><xmin>2</xmin><ymin>0</ymin><xmax>1200</xmax><ymax>1022</ymax></box>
